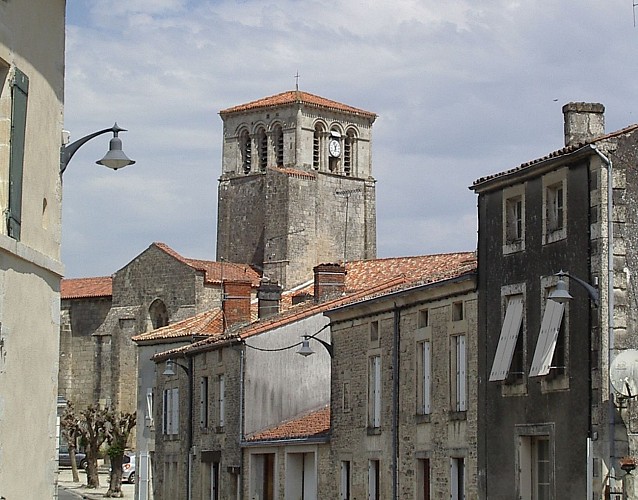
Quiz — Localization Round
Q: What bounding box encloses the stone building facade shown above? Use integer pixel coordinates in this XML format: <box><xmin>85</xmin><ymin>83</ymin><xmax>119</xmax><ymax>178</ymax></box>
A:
<box><xmin>59</xmin><ymin>242</ymin><xmax>259</xmax><ymax>414</ymax></box>
<box><xmin>0</xmin><ymin>1</ymin><xmax>65</xmax><ymax>497</ymax></box>
<box><xmin>216</xmin><ymin>90</ymin><xmax>377</xmax><ymax>289</ymax></box>
<box><xmin>325</xmin><ymin>267</ymin><xmax>478</xmax><ymax>500</ymax></box>
<box><xmin>471</xmin><ymin>103</ymin><xmax>638</xmax><ymax>499</ymax></box>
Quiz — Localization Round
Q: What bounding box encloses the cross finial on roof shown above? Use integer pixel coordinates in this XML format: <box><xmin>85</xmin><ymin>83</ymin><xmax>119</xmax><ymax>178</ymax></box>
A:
<box><xmin>295</xmin><ymin>71</ymin><xmax>300</xmax><ymax>91</ymax></box>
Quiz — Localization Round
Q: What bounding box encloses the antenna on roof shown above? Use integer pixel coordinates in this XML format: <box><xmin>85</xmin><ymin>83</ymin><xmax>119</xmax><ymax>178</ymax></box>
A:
<box><xmin>295</xmin><ymin>71</ymin><xmax>300</xmax><ymax>91</ymax></box>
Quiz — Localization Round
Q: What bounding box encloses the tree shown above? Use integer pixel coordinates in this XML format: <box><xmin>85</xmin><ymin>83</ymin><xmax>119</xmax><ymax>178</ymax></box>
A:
<box><xmin>60</xmin><ymin>402</ymin><xmax>81</xmax><ymax>482</ymax></box>
<box><xmin>105</xmin><ymin>411</ymin><xmax>136</xmax><ymax>498</ymax></box>
<box><xmin>77</xmin><ymin>404</ymin><xmax>109</xmax><ymax>488</ymax></box>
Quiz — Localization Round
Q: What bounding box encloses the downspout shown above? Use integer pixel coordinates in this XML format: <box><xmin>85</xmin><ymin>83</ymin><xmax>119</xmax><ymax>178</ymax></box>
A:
<box><xmin>392</xmin><ymin>305</ymin><xmax>400</xmax><ymax>500</ymax></box>
<box><xmin>591</xmin><ymin>145</ymin><xmax>615</xmax><ymax>486</ymax></box>
<box><xmin>187</xmin><ymin>356</ymin><xmax>193</xmax><ymax>500</ymax></box>
<box><xmin>239</xmin><ymin>346</ymin><xmax>245</xmax><ymax>500</ymax></box>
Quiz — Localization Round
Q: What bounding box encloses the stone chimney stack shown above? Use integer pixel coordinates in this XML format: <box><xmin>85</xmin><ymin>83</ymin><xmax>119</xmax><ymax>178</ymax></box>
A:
<box><xmin>222</xmin><ymin>280</ymin><xmax>252</xmax><ymax>331</ymax></box>
<box><xmin>314</xmin><ymin>263</ymin><xmax>347</xmax><ymax>303</ymax></box>
<box><xmin>257</xmin><ymin>279</ymin><xmax>282</xmax><ymax>319</ymax></box>
<box><xmin>563</xmin><ymin>102</ymin><xmax>605</xmax><ymax>147</ymax></box>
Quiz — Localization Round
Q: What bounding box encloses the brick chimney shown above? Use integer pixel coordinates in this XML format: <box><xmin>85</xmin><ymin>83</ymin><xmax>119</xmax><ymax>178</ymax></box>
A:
<box><xmin>257</xmin><ymin>279</ymin><xmax>282</xmax><ymax>319</ymax></box>
<box><xmin>222</xmin><ymin>280</ymin><xmax>252</xmax><ymax>331</ymax></box>
<box><xmin>563</xmin><ymin>102</ymin><xmax>605</xmax><ymax>147</ymax></box>
<box><xmin>314</xmin><ymin>263</ymin><xmax>347</xmax><ymax>303</ymax></box>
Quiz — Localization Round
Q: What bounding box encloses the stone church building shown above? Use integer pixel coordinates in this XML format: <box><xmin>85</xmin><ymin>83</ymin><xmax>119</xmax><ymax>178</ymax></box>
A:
<box><xmin>59</xmin><ymin>89</ymin><xmax>378</xmax><ymax>417</ymax></box>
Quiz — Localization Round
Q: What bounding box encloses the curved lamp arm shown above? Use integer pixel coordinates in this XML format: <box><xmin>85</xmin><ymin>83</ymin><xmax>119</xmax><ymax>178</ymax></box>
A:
<box><xmin>551</xmin><ymin>270</ymin><xmax>600</xmax><ymax>307</ymax></box>
<box><xmin>60</xmin><ymin>123</ymin><xmax>134</xmax><ymax>174</ymax></box>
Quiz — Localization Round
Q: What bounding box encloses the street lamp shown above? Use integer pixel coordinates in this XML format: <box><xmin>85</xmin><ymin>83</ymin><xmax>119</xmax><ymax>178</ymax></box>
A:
<box><xmin>60</xmin><ymin>123</ymin><xmax>135</xmax><ymax>175</ymax></box>
<box><xmin>296</xmin><ymin>334</ymin><xmax>334</xmax><ymax>358</ymax></box>
<box><xmin>548</xmin><ymin>270</ymin><xmax>600</xmax><ymax>307</ymax></box>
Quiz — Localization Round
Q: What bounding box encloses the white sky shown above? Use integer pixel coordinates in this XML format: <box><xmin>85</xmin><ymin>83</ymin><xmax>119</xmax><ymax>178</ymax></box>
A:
<box><xmin>62</xmin><ymin>0</ymin><xmax>638</xmax><ymax>278</ymax></box>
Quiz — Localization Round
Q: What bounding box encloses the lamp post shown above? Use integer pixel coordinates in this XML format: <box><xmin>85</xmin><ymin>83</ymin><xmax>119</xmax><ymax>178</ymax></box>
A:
<box><xmin>163</xmin><ymin>358</ymin><xmax>193</xmax><ymax>500</ymax></box>
<box><xmin>60</xmin><ymin>123</ymin><xmax>135</xmax><ymax>174</ymax></box>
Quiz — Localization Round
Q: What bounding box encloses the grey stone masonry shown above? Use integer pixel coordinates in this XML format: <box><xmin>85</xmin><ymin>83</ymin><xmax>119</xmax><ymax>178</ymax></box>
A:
<box><xmin>217</xmin><ymin>91</ymin><xmax>377</xmax><ymax>289</ymax></box>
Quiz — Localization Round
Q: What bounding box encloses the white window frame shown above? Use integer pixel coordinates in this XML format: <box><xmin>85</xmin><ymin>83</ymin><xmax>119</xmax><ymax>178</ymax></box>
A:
<box><xmin>369</xmin><ymin>355</ymin><xmax>381</xmax><ymax>428</ymax></box>
<box><xmin>340</xmin><ymin>460</ymin><xmax>351</xmax><ymax>500</ymax></box>
<box><xmin>451</xmin><ymin>335</ymin><xmax>467</xmax><ymax>412</ymax></box>
<box><xmin>418</xmin><ymin>341</ymin><xmax>432</xmax><ymax>415</ymax></box>
<box><xmin>542</xmin><ymin>170</ymin><xmax>567</xmax><ymax>245</ymax></box>
<box><xmin>450</xmin><ymin>457</ymin><xmax>465</xmax><ymax>500</ymax></box>
<box><xmin>368</xmin><ymin>459</ymin><xmax>380</xmax><ymax>500</ymax></box>
<box><xmin>516</xmin><ymin>425</ymin><xmax>554</xmax><ymax>500</ymax></box>
<box><xmin>503</xmin><ymin>184</ymin><xmax>525</xmax><ymax>254</ymax></box>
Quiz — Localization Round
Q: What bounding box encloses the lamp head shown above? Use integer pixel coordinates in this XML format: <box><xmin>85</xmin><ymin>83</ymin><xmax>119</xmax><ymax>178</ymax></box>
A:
<box><xmin>162</xmin><ymin>359</ymin><xmax>176</xmax><ymax>376</ymax></box>
<box><xmin>297</xmin><ymin>338</ymin><xmax>315</xmax><ymax>357</ymax></box>
<box><xmin>548</xmin><ymin>277</ymin><xmax>573</xmax><ymax>304</ymax></box>
<box><xmin>96</xmin><ymin>130</ymin><xmax>135</xmax><ymax>170</ymax></box>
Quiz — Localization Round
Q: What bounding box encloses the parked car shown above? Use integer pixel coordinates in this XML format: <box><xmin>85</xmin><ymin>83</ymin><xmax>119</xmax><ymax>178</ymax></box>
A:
<box><xmin>122</xmin><ymin>453</ymin><xmax>136</xmax><ymax>484</ymax></box>
<box><xmin>59</xmin><ymin>449</ymin><xmax>88</xmax><ymax>470</ymax></box>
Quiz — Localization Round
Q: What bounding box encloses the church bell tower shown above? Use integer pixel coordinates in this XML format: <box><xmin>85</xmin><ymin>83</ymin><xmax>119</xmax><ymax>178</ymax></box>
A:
<box><xmin>216</xmin><ymin>90</ymin><xmax>377</xmax><ymax>289</ymax></box>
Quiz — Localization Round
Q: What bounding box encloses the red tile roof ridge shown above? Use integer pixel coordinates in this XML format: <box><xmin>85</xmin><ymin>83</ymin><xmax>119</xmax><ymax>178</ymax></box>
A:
<box><xmin>471</xmin><ymin>124</ymin><xmax>638</xmax><ymax>188</ymax></box>
<box><xmin>220</xmin><ymin>90</ymin><xmax>376</xmax><ymax>119</ymax></box>
<box><xmin>61</xmin><ymin>276</ymin><xmax>113</xmax><ymax>299</ymax></box>
<box><xmin>347</xmin><ymin>251</ymin><xmax>476</xmax><ymax>264</ymax></box>
<box><xmin>245</xmin><ymin>405</ymin><xmax>330</xmax><ymax>442</ymax></box>
<box><xmin>153</xmin><ymin>242</ymin><xmax>260</xmax><ymax>286</ymax></box>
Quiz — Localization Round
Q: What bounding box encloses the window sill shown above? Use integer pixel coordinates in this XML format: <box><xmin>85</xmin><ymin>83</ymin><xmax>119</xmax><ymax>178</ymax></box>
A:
<box><xmin>449</xmin><ymin>411</ymin><xmax>467</xmax><ymax>421</ymax></box>
<box><xmin>416</xmin><ymin>413</ymin><xmax>431</xmax><ymax>424</ymax></box>
<box><xmin>215</xmin><ymin>426</ymin><xmax>225</xmax><ymax>434</ymax></box>
<box><xmin>367</xmin><ymin>427</ymin><xmax>382</xmax><ymax>436</ymax></box>
<box><xmin>503</xmin><ymin>240</ymin><xmax>525</xmax><ymax>255</ymax></box>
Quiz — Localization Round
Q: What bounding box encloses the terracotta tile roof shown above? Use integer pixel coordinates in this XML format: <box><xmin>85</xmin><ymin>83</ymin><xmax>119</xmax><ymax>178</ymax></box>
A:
<box><xmin>220</xmin><ymin>90</ymin><xmax>376</xmax><ymax>120</ymax></box>
<box><xmin>61</xmin><ymin>277</ymin><xmax>112</xmax><ymax>299</ymax></box>
<box><xmin>132</xmin><ymin>308</ymin><xmax>225</xmax><ymax>343</ymax></box>
<box><xmin>154</xmin><ymin>242</ymin><xmax>261</xmax><ymax>286</ymax></box>
<box><xmin>152</xmin><ymin>252</ymin><xmax>477</xmax><ymax>357</ymax></box>
<box><xmin>471</xmin><ymin>124</ymin><xmax>638</xmax><ymax>190</ymax></box>
<box><xmin>246</xmin><ymin>406</ymin><xmax>330</xmax><ymax>442</ymax></box>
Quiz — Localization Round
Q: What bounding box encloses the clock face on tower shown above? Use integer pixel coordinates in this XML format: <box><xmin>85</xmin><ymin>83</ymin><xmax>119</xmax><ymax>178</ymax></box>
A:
<box><xmin>329</xmin><ymin>139</ymin><xmax>341</xmax><ymax>157</ymax></box>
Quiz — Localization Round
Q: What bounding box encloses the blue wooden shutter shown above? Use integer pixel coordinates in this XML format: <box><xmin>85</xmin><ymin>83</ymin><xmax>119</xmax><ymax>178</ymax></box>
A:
<box><xmin>8</xmin><ymin>67</ymin><xmax>29</xmax><ymax>240</ymax></box>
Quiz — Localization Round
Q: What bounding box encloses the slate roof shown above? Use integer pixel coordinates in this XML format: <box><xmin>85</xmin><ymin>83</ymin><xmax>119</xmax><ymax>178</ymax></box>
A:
<box><xmin>471</xmin><ymin>123</ymin><xmax>638</xmax><ymax>190</ymax></box>
<box><xmin>220</xmin><ymin>90</ymin><xmax>376</xmax><ymax>120</ymax></box>
<box><xmin>61</xmin><ymin>277</ymin><xmax>113</xmax><ymax>299</ymax></box>
<box><xmin>245</xmin><ymin>406</ymin><xmax>330</xmax><ymax>443</ymax></box>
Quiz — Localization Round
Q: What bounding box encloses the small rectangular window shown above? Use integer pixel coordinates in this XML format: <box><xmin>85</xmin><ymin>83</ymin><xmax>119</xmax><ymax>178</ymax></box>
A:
<box><xmin>452</xmin><ymin>302</ymin><xmax>464</xmax><ymax>322</ymax></box>
<box><xmin>370</xmin><ymin>321</ymin><xmax>379</xmax><ymax>342</ymax></box>
<box><xmin>490</xmin><ymin>295</ymin><xmax>524</xmax><ymax>381</ymax></box>
<box><xmin>218</xmin><ymin>374</ymin><xmax>225</xmax><ymax>428</ymax></box>
<box><xmin>342</xmin><ymin>382</ymin><xmax>351</xmax><ymax>413</ymax></box>
<box><xmin>450</xmin><ymin>457</ymin><xmax>465</xmax><ymax>500</ymax></box>
<box><xmin>418</xmin><ymin>341</ymin><xmax>431</xmax><ymax>415</ymax></box>
<box><xmin>418</xmin><ymin>309</ymin><xmax>429</xmax><ymax>328</ymax></box>
<box><xmin>530</xmin><ymin>298</ymin><xmax>565</xmax><ymax>377</ymax></box>
<box><xmin>546</xmin><ymin>183</ymin><xmax>564</xmax><ymax>232</ymax></box>
<box><xmin>506</xmin><ymin>196</ymin><xmax>523</xmax><ymax>243</ymax></box>
<box><xmin>451</xmin><ymin>335</ymin><xmax>467</xmax><ymax>411</ymax></box>
<box><xmin>368</xmin><ymin>459</ymin><xmax>380</xmax><ymax>500</ymax></box>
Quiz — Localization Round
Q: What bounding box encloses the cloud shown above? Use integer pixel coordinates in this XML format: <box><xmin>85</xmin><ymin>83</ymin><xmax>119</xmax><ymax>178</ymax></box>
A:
<box><xmin>62</xmin><ymin>0</ymin><xmax>638</xmax><ymax>277</ymax></box>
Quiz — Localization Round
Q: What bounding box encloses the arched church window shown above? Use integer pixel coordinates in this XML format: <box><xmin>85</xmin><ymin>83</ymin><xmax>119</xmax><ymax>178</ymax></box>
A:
<box><xmin>344</xmin><ymin>130</ymin><xmax>355</xmax><ymax>176</ymax></box>
<box><xmin>240</xmin><ymin>129</ymin><xmax>251</xmax><ymax>173</ymax></box>
<box><xmin>256</xmin><ymin>128</ymin><xmax>267</xmax><ymax>171</ymax></box>
<box><xmin>273</xmin><ymin>125</ymin><xmax>284</xmax><ymax>166</ymax></box>
<box><xmin>149</xmin><ymin>299</ymin><xmax>169</xmax><ymax>330</ymax></box>
<box><xmin>313</xmin><ymin>124</ymin><xmax>324</xmax><ymax>170</ymax></box>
